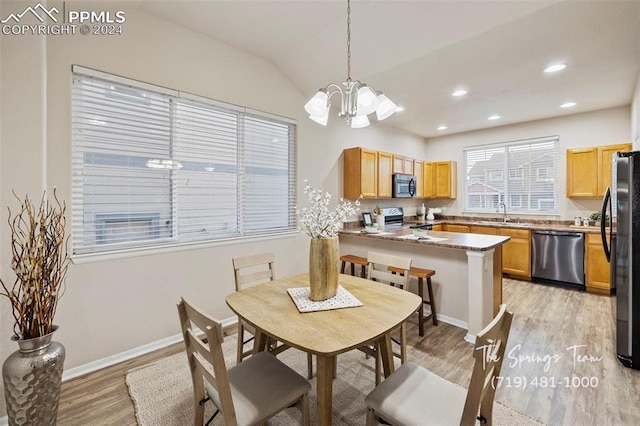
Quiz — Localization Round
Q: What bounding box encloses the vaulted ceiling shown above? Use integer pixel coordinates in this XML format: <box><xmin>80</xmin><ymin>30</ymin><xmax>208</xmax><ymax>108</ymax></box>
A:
<box><xmin>138</xmin><ymin>0</ymin><xmax>640</xmax><ymax>138</ymax></box>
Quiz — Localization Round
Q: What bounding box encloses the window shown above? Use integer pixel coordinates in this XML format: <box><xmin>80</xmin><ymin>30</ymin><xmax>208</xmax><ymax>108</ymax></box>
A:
<box><xmin>464</xmin><ymin>137</ymin><xmax>558</xmax><ymax>214</ymax></box>
<box><xmin>72</xmin><ymin>66</ymin><xmax>296</xmax><ymax>255</ymax></box>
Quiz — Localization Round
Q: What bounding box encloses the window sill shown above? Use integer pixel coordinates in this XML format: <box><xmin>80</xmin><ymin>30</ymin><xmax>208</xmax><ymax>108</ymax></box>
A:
<box><xmin>71</xmin><ymin>231</ymin><xmax>300</xmax><ymax>264</ymax></box>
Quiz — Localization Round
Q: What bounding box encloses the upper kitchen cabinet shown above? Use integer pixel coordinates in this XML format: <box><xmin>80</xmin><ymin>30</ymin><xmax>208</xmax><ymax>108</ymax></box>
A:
<box><xmin>378</xmin><ymin>151</ymin><xmax>393</xmax><ymax>198</ymax></box>
<box><xmin>343</xmin><ymin>147</ymin><xmax>378</xmax><ymax>198</ymax></box>
<box><xmin>597</xmin><ymin>143</ymin><xmax>632</xmax><ymax>196</ymax></box>
<box><xmin>567</xmin><ymin>143</ymin><xmax>631</xmax><ymax>198</ymax></box>
<box><xmin>393</xmin><ymin>155</ymin><xmax>414</xmax><ymax>175</ymax></box>
<box><xmin>424</xmin><ymin>161</ymin><xmax>457</xmax><ymax>199</ymax></box>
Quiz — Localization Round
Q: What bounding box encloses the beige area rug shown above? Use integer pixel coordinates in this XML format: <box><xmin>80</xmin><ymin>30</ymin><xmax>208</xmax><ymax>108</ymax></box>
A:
<box><xmin>126</xmin><ymin>336</ymin><xmax>544</xmax><ymax>425</ymax></box>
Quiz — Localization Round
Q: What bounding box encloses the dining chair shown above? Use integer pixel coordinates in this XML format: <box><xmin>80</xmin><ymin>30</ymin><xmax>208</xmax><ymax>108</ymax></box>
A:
<box><xmin>232</xmin><ymin>253</ymin><xmax>314</xmax><ymax>378</ymax></box>
<box><xmin>177</xmin><ymin>297</ymin><xmax>311</xmax><ymax>426</ymax></box>
<box><xmin>361</xmin><ymin>251</ymin><xmax>412</xmax><ymax>384</ymax></box>
<box><xmin>364</xmin><ymin>304</ymin><xmax>514</xmax><ymax>426</ymax></box>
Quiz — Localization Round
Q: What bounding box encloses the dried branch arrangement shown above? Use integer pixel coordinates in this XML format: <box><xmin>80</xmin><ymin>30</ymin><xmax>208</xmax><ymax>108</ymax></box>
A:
<box><xmin>0</xmin><ymin>190</ymin><xmax>70</xmax><ymax>339</ymax></box>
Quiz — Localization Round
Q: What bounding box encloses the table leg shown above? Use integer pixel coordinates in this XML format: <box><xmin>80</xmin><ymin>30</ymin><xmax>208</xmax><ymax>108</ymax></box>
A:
<box><xmin>252</xmin><ymin>330</ymin><xmax>268</xmax><ymax>354</ymax></box>
<box><xmin>316</xmin><ymin>354</ymin><xmax>335</xmax><ymax>426</ymax></box>
<box><xmin>377</xmin><ymin>334</ymin><xmax>395</xmax><ymax>378</ymax></box>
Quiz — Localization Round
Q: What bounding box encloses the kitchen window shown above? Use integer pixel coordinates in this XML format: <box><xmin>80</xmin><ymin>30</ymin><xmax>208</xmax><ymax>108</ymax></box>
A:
<box><xmin>464</xmin><ymin>136</ymin><xmax>558</xmax><ymax>214</ymax></box>
<box><xmin>71</xmin><ymin>66</ymin><xmax>297</xmax><ymax>255</ymax></box>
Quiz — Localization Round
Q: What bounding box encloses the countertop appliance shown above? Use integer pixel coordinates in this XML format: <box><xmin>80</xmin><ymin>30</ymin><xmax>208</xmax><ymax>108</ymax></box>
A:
<box><xmin>392</xmin><ymin>173</ymin><xmax>416</xmax><ymax>198</ymax></box>
<box><xmin>531</xmin><ymin>230</ymin><xmax>585</xmax><ymax>289</ymax></box>
<box><xmin>601</xmin><ymin>151</ymin><xmax>640</xmax><ymax>370</ymax></box>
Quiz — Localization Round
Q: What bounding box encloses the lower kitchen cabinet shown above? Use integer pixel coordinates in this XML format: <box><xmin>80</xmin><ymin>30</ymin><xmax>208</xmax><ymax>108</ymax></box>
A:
<box><xmin>430</xmin><ymin>223</ymin><xmax>443</xmax><ymax>231</ymax></box>
<box><xmin>585</xmin><ymin>233</ymin><xmax>611</xmax><ymax>294</ymax></box>
<box><xmin>469</xmin><ymin>225</ymin><xmax>497</xmax><ymax>235</ymax></box>
<box><xmin>443</xmin><ymin>224</ymin><xmax>469</xmax><ymax>233</ymax></box>
<box><xmin>497</xmin><ymin>228</ymin><xmax>531</xmax><ymax>279</ymax></box>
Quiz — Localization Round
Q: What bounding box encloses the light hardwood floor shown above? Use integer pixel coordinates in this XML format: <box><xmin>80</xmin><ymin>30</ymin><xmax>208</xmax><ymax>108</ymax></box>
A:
<box><xmin>57</xmin><ymin>278</ymin><xmax>640</xmax><ymax>425</ymax></box>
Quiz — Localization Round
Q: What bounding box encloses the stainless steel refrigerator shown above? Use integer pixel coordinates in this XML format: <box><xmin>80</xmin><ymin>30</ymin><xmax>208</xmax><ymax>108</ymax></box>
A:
<box><xmin>601</xmin><ymin>151</ymin><xmax>640</xmax><ymax>369</ymax></box>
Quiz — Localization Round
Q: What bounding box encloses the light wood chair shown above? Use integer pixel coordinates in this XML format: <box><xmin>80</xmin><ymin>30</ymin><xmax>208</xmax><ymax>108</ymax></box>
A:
<box><xmin>361</xmin><ymin>251</ymin><xmax>412</xmax><ymax>384</ymax></box>
<box><xmin>365</xmin><ymin>304</ymin><xmax>514</xmax><ymax>426</ymax></box>
<box><xmin>177</xmin><ymin>297</ymin><xmax>311</xmax><ymax>426</ymax></box>
<box><xmin>232</xmin><ymin>253</ymin><xmax>313</xmax><ymax>379</ymax></box>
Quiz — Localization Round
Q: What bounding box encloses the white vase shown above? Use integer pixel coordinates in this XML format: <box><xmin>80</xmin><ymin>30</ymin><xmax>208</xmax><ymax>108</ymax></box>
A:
<box><xmin>427</xmin><ymin>211</ymin><xmax>435</xmax><ymax>221</ymax></box>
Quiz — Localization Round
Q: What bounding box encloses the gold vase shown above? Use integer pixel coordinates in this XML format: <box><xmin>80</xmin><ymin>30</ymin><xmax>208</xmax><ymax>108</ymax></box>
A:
<box><xmin>309</xmin><ymin>236</ymin><xmax>339</xmax><ymax>301</ymax></box>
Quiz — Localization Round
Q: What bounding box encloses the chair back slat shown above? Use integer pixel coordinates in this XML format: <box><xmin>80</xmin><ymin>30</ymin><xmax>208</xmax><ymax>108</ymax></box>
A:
<box><xmin>367</xmin><ymin>251</ymin><xmax>411</xmax><ymax>289</ymax></box>
<box><xmin>460</xmin><ymin>304</ymin><xmax>514</xmax><ymax>426</ymax></box>
<box><xmin>232</xmin><ymin>252</ymin><xmax>276</xmax><ymax>291</ymax></box>
<box><xmin>177</xmin><ymin>298</ymin><xmax>238</xmax><ymax>426</ymax></box>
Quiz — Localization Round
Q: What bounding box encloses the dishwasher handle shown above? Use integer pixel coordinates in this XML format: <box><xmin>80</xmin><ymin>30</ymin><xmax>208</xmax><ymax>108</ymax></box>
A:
<box><xmin>533</xmin><ymin>231</ymin><xmax>584</xmax><ymax>238</ymax></box>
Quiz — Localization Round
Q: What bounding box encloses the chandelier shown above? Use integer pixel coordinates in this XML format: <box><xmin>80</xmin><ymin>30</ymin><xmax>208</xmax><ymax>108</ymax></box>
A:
<box><xmin>304</xmin><ymin>0</ymin><xmax>399</xmax><ymax>128</ymax></box>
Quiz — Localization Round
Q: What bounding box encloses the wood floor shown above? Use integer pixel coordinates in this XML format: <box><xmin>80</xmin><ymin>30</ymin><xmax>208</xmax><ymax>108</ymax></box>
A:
<box><xmin>56</xmin><ymin>278</ymin><xmax>640</xmax><ymax>425</ymax></box>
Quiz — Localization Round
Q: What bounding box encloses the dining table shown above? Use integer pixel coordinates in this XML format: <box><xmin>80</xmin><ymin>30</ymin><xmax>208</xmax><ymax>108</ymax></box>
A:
<box><xmin>225</xmin><ymin>272</ymin><xmax>422</xmax><ymax>425</ymax></box>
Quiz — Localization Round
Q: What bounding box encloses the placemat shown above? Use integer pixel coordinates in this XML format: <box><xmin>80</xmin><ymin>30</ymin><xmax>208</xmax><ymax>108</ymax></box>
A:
<box><xmin>287</xmin><ymin>286</ymin><xmax>363</xmax><ymax>313</ymax></box>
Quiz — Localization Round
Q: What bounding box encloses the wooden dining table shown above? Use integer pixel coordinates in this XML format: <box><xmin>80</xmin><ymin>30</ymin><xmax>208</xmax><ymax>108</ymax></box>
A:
<box><xmin>225</xmin><ymin>273</ymin><xmax>422</xmax><ymax>425</ymax></box>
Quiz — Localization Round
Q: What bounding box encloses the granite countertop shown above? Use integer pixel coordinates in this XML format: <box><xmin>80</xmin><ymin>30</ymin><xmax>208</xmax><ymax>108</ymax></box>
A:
<box><xmin>339</xmin><ymin>226</ymin><xmax>510</xmax><ymax>252</ymax></box>
<box><xmin>399</xmin><ymin>218</ymin><xmax>606</xmax><ymax>234</ymax></box>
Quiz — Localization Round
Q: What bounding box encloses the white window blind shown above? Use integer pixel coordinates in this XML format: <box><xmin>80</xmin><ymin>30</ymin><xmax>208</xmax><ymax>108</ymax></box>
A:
<box><xmin>72</xmin><ymin>67</ymin><xmax>296</xmax><ymax>255</ymax></box>
<box><xmin>463</xmin><ymin>137</ymin><xmax>558</xmax><ymax>214</ymax></box>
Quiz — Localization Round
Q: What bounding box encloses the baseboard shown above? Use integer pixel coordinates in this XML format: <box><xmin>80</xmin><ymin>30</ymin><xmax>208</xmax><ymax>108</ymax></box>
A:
<box><xmin>62</xmin><ymin>316</ymin><xmax>238</xmax><ymax>382</ymax></box>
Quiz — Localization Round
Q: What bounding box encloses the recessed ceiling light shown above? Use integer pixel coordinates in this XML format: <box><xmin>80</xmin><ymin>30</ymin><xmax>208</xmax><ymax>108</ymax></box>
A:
<box><xmin>395</xmin><ymin>106</ymin><xmax>405</xmax><ymax>112</ymax></box>
<box><xmin>437</xmin><ymin>125</ymin><xmax>448</xmax><ymax>130</ymax></box>
<box><xmin>452</xmin><ymin>89</ymin><xmax>468</xmax><ymax>97</ymax></box>
<box><xmin>488</xmin><ymin>115</ymin><xmax>501</xmax><ymax>121</ymax></box>
<box><xmin>544</xmin><ymin>63</ymin><xmax>567</xmax><ymax>73</ymax></box>
<box><xmin>561</xmin><ymin>102</ymin><xmax>577</xmax><ymax>108</ymax></box>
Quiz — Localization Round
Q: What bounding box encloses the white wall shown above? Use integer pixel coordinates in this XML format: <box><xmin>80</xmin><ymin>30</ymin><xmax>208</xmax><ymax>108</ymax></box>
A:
<box><xmin>632</xmin><ymin>71</ymin><xmax>640</xmax><ymax>149</ymax></box>
<box><xmin>422</xmin><ymin>106</ymin><xmax>631</xmax><ymax>220</ymax></box>
<box><xmin>0</xmin><ymin>2</ymin><xmax>426</xmax><ymax>415</ymax></box>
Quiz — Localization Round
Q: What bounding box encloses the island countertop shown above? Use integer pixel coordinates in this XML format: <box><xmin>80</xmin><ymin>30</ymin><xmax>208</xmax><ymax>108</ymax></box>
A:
<box><xmin>339</xmin><ymin>226</ymin><xmax>510</xmax><ymax>252</ymax></box>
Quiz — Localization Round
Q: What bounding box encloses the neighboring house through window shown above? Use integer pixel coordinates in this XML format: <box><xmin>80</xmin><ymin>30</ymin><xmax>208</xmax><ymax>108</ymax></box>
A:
<box><xmin>464</xmin><ymin>136</ymin><xmax>558</xmax><ymax>214</ymax></box>
<box><xmin>71</xmin><ymin>66</ymin><xmax>297</xmax><ymax>255</ymax></box>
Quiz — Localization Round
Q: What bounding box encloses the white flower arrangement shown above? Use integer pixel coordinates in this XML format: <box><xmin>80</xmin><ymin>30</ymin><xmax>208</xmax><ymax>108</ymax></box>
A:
<box><xmin>297</xmin><ymin>180</ymin><xmax>361</xmax><ymax>239</ymax></box>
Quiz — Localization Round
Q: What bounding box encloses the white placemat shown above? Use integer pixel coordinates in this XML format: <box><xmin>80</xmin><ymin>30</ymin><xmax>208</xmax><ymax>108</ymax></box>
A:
<box><xmin>287</xmin><ymin>286</ymin><xmax>364</xmax><ymax>313</ymax></box>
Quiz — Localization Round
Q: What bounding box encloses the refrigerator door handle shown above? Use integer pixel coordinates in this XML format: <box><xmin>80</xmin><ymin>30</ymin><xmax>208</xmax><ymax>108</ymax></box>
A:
<box><xmin>601</xmin><ymin>186</ymin><xmax>611</xmax><ymax>262</ymax></box>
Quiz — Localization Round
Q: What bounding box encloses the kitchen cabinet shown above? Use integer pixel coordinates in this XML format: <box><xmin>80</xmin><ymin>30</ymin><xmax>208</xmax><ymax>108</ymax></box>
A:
<box><xmin>378</xmin><ymin>151</ymin><xmax>393</xmax><ymax>198</ymax></box>
<box><xmin>497</xmin><ymin>228</ymin><xmax>531</xmax><ymax>279</ymax></box>
<box><xmin>567</xmin><ymin>143</ymin><xmax>631</xmax><ymax>198</ymax></box>
<box><xmin>393</xmin><ymin>155</ymin><xmax>414</xmax><ymax>175</ymax></box>
<box><xmin>414</xmin><ymin>161</ymin><xmax>424</xmax><ymax>198</ymax></box>
<box><xmin>424</xmin><ymin>161</ymin><xmax>457</xmax><ymax>199</ymax></box>
<box><xmin>597</xmin><ymin>143</ymin><xmax>632</xmax><ymax>196</ymax></box>
<box><xmin>469</xmin><ymin>225</ymin><xmax>497</xmax><ymax>235</ymax></box>
<box><xmin>423</xmin><ymin>162</ymin><xmax>436</xmax><ymax>198</ymax></box>
<box><xmin>343</xmin><ymin>147</ymin><xmax>378</xmax><ymax>198</ymax></box>
<box><xmin>430</xmin><ymin>223</ymin><xmax>443</xmax><ymax>231</ymax></box>
<box><xmin>585</xmin><ymin>233</ymin><xmax>611</xmax><ymax>294</ymax></box>
<box><xmin>443</xmin><ymin>224</ymin><xmax>469</xmax><ymax>233</ymax></box>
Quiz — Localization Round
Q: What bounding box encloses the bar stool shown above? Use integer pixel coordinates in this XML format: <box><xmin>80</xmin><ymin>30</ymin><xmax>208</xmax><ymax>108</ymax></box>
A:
<box><xmin>339</xmin><ymin>254</ymin><xmax>368</xmax><ymax>278</ymax></box>
<box><xmin>388</xmin><ymin>266</ymin><xmax>438</xmax><ymax>337</ymax></box>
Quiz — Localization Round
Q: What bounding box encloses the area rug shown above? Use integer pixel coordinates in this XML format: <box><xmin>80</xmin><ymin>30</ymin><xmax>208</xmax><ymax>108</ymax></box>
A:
<box><xmin>126</xmin><ymin>336</ymin><xmax>544</xmax><ymax>425</ymax></box>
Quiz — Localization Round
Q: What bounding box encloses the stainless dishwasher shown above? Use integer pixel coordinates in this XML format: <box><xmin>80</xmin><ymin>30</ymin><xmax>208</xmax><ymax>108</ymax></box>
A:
<box><xmin>532</xmin><ymin>230</ymin><xmax>585</xmax><ymax>289</ymax></box>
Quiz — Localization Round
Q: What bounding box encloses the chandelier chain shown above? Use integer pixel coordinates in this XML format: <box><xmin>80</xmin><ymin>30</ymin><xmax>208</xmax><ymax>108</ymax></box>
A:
<box><xmin>346</xmin><ymin>0</ymin><xmax>351</xmax><ymax>81</ymax></box>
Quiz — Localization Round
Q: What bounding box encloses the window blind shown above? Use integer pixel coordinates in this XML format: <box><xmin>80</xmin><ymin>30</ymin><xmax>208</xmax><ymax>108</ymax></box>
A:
<box><xmin>72</xmin><ymin>67</ymin><xmax>296</xmax><ymax>255</ymax></box>
<box><xmin>463</xmin><ymin>137</ymin><xmax>558</xmax><ymax>214</ymax></box>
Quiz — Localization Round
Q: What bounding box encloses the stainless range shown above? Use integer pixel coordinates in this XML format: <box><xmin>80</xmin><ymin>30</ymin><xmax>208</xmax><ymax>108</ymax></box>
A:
<box><xmin>379</xmin><ymin>207</ymin><xmax>432</xmax><ymax>229</ymax></box>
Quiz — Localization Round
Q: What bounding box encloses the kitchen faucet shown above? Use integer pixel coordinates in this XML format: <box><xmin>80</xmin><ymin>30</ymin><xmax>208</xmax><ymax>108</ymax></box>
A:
<box><xmin>497</xmin><ymin>202</ymin><xmax>509</xmax><ymax>223</ymax></box>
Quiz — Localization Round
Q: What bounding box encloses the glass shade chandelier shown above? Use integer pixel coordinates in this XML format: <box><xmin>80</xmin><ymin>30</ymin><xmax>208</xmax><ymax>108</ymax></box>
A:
<box><xmin>304</xmin><ymin>0</ymin><xmax>398</xmax><ymax>128</ymax></box>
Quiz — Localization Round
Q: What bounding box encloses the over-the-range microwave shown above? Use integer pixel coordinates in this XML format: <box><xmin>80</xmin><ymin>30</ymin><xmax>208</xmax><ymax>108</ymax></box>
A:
<box><xmin>392</xmin><ymin>173</ymin><xmax>416</xmax><ymax>198</ymax></box>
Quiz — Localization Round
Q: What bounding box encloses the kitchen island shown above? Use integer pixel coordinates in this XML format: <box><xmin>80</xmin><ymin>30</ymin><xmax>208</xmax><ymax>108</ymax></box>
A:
<box><xmin>338</xmin><ymin>226</ymin><xmax>510</xmax><ymax>342</ymax></box>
